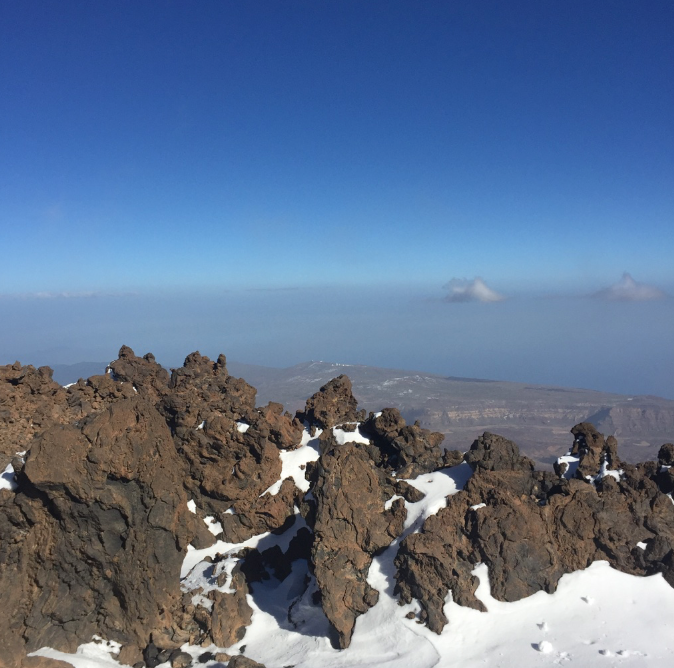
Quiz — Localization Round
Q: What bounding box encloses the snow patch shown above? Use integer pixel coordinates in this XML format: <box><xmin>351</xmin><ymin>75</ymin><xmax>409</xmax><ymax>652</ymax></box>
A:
<box><xmin>403</xmin><ymin>462</ymin><xmax>474</xmax><ymax>533</ymax></box>
<box><xmin>0</xmin><ymin>462</ymin><xmax>17</xmax><ymax>492</ymax></box>
<box><xmin>597</xmin><ymin>458</ymin><xmax>623</xmax><ymax>482</ymax></box>
<box><xmin>332</xmin><ymin>425</ymin><xmax>370</xmax><ymax>446</ymax></box>
<box><xmin>30</xmin><ymin>636</ymin><xmax>126</xmax><ymax>668</ymax></box>
<box><xmin>203</xmin><ymin>515</ymin><xmax>223</xmax><ymax>536</ymax></box>
<box><xmin>556</xmin><ymin>452</ymin><xmax>579</xmax><ymax>479</ymax></box>
<box><xmin>384</xmin><ymin>494</ymin><xmax>403</xmax><ymax>510</ymax></box>
<box><xmin>534</xmin><ymin>640</ymin><xmax>554</xmax><ymax>653</ymax></box>
<box><xmin>262</xmin><ymin>425</ymin><xmax>321</xmax><ymax>495</ymax></box>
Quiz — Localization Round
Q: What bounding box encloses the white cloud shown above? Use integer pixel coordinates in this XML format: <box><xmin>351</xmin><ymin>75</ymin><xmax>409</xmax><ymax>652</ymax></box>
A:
<box><xmin>443</xmin><ymin>277</ymin><xmax>505</xmax><ymax>303</ymax></box>
<box><xmin>593</xmin><ymin>273</ymin><xmax>667</xmax><ymax>302</ymax></box>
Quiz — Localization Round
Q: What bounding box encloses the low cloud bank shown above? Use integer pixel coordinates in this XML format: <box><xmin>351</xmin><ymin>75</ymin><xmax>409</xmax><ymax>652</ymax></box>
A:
<box><xmin>0</xmin><ymin>290</ymin><xmax>138</xmax><ymax>300</ymax></box>
<box><xmin>593</xmin><ymin>273</ymin><xmax>667</xmax><ymax>302</ymax></box>
<box><xmin>443</xmin><ymin>277</ymin><xmax>505</xmax><ymax>303</ymax></box>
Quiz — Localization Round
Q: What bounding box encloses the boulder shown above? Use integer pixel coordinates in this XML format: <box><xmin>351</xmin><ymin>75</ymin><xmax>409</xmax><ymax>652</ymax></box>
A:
<box><xmin>297</xmin><ymin>375</ymin><xmax>364</xmax><ymax>429</ymax></box>
<box><xmin>0</xmin><ymin>397</ymin><xmax>195</xmax><ymax>667</ymax></box>
<box><xmin>310</xmin><ymin>441</ymin><xmax>406</xmax><ymax>648</ymax></box>
<box><xmin>361</xmin><ymin>408</ymin><xmax>447</xmax><ymax>478</ymax></box>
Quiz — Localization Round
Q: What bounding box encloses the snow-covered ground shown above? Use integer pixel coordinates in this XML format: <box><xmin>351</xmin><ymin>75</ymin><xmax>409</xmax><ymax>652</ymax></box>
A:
<box><xmin>26</xmin><ymin>424</ymin><xmax>674</xmax><ymax>667</ymax></box>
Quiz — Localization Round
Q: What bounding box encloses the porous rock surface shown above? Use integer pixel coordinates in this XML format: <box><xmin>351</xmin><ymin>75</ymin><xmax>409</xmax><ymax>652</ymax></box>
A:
<box><xmin>1</xmin><ymin>348</ymin><xmax>674</xmax><ymax>666</ymax></box>
<box><xmin>395</xmin><ymin>427</ymin><xmax>674</xmax><ymax>634</ymax></box>
<box><xmin>0</xmin><ymin>347</ymin><xmax>294</xmax><ymax>667</ymax></box>
<box><xmin>0</xmin><ymin>396</ymin><xmax>195</xmax><ymax>666</ymax></box>
<box><xmin>310</xmin><ymin>433</ymin><xmax>406</xmax><ymax>648</ymax></box>
<box><xmin>296</xmin><ymin>374</ymin><xmax>365</xmax><ymax>430</ymax></box>
<box><xmin>359</xmin><ymin>407</ymin><xmax>454</xmax><ymax>478</ymax></box>
<box><xmin>0</xmin><ymin>363</ymin><xmax>67</xmax><ymax>466</ymax></box>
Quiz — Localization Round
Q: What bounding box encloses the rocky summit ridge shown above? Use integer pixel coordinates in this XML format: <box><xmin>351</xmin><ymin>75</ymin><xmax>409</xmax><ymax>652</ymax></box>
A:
<box><xmin>1</xmin><ymin>347</ymin><xmax>673</xmax><ymax>668</ymax></box>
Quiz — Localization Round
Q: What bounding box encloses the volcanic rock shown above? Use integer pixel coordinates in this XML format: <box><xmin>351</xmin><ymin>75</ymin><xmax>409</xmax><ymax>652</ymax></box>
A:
<box><xmin>169</xmin><ymin>650</ymin><xmax>193</xmax><ymax>668</ymax></box>
<box><xmin>310</xmin><ymin>440</ymin><xmax>406</xmax><ymax>648</ymax></box>
<box><xmin>253</xmin><ymin>402</ymin><xmax>303</xmax><ymax>450</ymax></box>
<box><xmin>108</xmin><ymin>346</ymin><xmax>170</xmax><ymax>402</ymax></box>
<box><xmin>464</xmin><ymin>431</ymin><xmax>535</xmax><ymax>473</ymax></box>
<box><xmin>658</xmin><ymin>443</ymin><xmax>674</xmax><ymax>467</ymax></box>
<box><xmin>395</xmin><ymin>425</ymin><xmax>674</xmax><ymax>635</ymax></box>
<box><xmin>156</xmin><ymin>350</ymin><xmax>301</xmax><ymax>543</ymax></box>
<box><xmin>570</xmin><ymin>422</ymin><xmax>622</xmax><ymax>479</ymax></box>
<box><xmin>227</xmin><ymin>656</ymin><xmax>267</xmax><ymax>668</ymax></box>
<box><xmin>0</xmin><ymin>362</ymin><xmax>66</xmax><ymax>464</ymax></box>
<box><xmin>297</xmin><ymin>375</ymin><xmax>365</xmax><ymax>429</ymax></box>
<box><xmin>20</xmin><ymin>658</ymin><xmax>74</xmax><ymax>668</ymax></box>
<box><xmin>3</xmin><ymin>352</ymin><xmax>674</xmax><ymax>666</ymax></box>
<box><xmin>0</xmin><ymin>397</ymin><xmax>195</xmax><ymax>668</ymax></box>
<box><xmin>360</xmin><ymin>407</ymin><xmax>446</xmax><ymax>478</ymax></box>
<box><xmin>219</xmin><ymin>478</ymin><xmax>300</xmax><ymax>543</ymax></box>
<box><xmin>209</xmin><ymin>568</ymin><xmax>254</xmax><ymax>648</ymax></box>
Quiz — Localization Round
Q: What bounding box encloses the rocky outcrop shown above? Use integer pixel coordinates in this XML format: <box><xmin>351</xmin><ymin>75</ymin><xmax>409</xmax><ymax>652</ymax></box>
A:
<box><xmin>395</xmin><ymin>425</ymin><xmax>674</xmax><ymax>635</ymax></box>
<box><xmin>2</xmin><ymin>347</ymin><xmax>674</xmax><ymax>666</ymax></box>
<box><xmin>209</xmin><ymin>567</ymin><xmax>254</xmax><ymax>648</ymax></box>
<box><xmin>0</xmin><ymin>363</ymin><xmax>66</xmax><ymax>465</ymax></box>
<box><xmin>0</xmin><ymin>397</ymin><xmax>195</xmax><ymax>667</ymax></box>
<box><xmin>310</xmin><ymin>438</ymin><xmax>406</xmax><ymax>648</ymax></box>
<box><xmin>0</xmin><ymin>346</ymin><xmax>303</xmax><ymax>666</ymax></box>
<box><xmin>464</xmin><ymin>431</ymin><xmax>535</xmax><ymax>473</ymax></box>
<box><xmin>108</xmin><ymin>345</ymin><xmax>170</xmax><ymax>403</ymax></box>
<box><xmin>360</xmin><ymin>407</ymin><xmax>447</xmax><ymax>478</ymax></box>
<box><xmin>159</xmin><ymin>351</ymin><xmax>302</xmax><ymax>544</ymax></box>
<box><xmin>219</xmin><ymin>478</ymin><xmax>300</xmax><ymax>544</ymax></box>
<box><xmin>296</xmin><ymin>375</ymin><xmax>365</xmax><ymax>429</ymax></box>
<box><xmin>570</xmin><ymin>421</ymin><xmax>621</xmax><ymax>479</ymax></box>
<box><xmin>227</xmin><ymin>656</ymin><xmax>267</xmax><ymax>668</ymax></box>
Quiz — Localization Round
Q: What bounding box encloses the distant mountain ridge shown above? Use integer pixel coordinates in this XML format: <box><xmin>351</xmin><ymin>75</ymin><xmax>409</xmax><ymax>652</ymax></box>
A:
<box><xmin>225</xmin><ymin>360</ymin><xmax>674</xmax><ymax>466</ymax></box>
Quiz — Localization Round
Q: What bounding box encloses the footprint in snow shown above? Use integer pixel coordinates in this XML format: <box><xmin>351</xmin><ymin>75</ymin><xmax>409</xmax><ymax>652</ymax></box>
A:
<box><xmin>533</xmin><ymin>641</ymin><xmax>554</xmax><ymax>654</ymax></box>
<box><xmin>537</xmin><ymin>621</ymin><xmax>549</xmax><ymax>631</ymax></box>
<box><xmin>581</xmin><ymin>596</ymin><xmax>594</xmax><ymax>604</ymax></box>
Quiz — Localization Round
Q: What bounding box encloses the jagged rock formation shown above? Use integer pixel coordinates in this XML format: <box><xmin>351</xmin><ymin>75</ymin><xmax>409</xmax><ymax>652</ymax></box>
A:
<box><xmin>0</xmin><ymin>363</ymin><xmax>67</xmax><ymax>466</ymax></box>
<box><xmin>359</xmin><ymin>408</ymin><xmax>455</xmax><ymax>478</ymax></box>
<box><xmin>394</xmin><ymin>427</ymin><xmax>674</xmax><ymax>634</ymax></box>
<box><xmin>310</xmin><ymin>435</ymin><xmax>406</xmax><ymax>647</ymax></box>
<box><xmin>1</xmin><ymin>347</ymin><xmax>674</xmax><ymax>667</ymax></box>
<box><xmin>0</xmin><ymin>347</ymin><xmax>300</xmax><ymax>668</ymax></box>
<box><xmin>296</xmin><ymin>374</ymin><xmax>365</xmax><ymax>430</ymax></box>
<box><xmin>0</xmin><ymin>397</ymin><xmax>195</xmax><ymax>666</ymax></box>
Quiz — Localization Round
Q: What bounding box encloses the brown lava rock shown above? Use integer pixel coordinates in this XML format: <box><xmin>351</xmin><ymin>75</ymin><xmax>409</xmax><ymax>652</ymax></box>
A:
<box><xmin>0</xmin><ymin>346</ymin><xmax>305</xmax><ymax>665</ymax></box>
<box><xmin>296</xmin><ymin>375</ymin><xmax>365</xmax><ymax>429</ymax></box>
<box><xmin>0</xmin><ymin>397</ymin><xmax>196</xmax><ymax>667</ymax></box>
<box><xmin>2</xmin><ymin>351</ymin><xmax>674</xmax><ymax>666</ymax></box>
<box><xmin>0</xmin><ymin>363</ymin><xmax>67</xmax><ymax>465</ymax></box>
<box><xmin>395</xmin><ymin>426</ymin><xmax>674</xmax><ymax>635</ymax></box>
<box><xmin>360</xmin><ymin>408</ymin><xmax>447</xmax><ymax>478</ymax></box>
<box><xmin>310</xmin><ymin>440</ymin><xmax>406</xmax><ymax>648</ymax></box>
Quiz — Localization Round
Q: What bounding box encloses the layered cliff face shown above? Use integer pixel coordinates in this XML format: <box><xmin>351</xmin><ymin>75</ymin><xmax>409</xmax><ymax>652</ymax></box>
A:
<box><xmin>1</xmin><ymin>348</ymin><xmax>673</xmax><ymax>668</ymax></box>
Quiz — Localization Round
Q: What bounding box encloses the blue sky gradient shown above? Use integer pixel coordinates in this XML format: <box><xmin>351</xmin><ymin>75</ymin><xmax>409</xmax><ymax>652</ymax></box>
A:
<box><xmin>1</xmin><ymin>1</ymin><xmax>672</xmax><ymax>396</ymax></box>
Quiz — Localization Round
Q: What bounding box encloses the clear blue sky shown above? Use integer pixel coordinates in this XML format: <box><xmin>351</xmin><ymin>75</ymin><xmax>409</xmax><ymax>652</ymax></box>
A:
<box><xmin>1</xmin><ymin>1</ymin><xmax>673</xmax><ymax>397</ymax></box>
